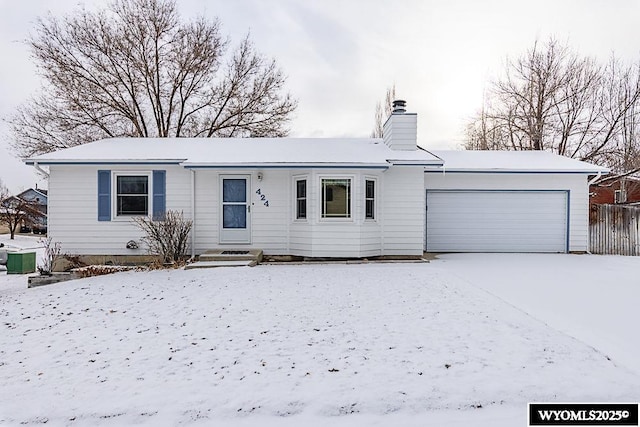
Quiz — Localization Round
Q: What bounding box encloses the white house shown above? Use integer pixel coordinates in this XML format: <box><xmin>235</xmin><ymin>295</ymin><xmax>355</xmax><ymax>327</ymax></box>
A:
<box><xmin>26</xmin><ymin>101</ymin><xmax>608</xmax><ymax>262</ymax></box>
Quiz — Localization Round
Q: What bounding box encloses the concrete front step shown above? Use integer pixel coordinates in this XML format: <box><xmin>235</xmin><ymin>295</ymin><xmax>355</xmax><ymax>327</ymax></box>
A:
<box><xmin>198</xmin><ymin>249</ymin><xmax>263</xmax><ymax>263</ymax></box>
<box><xmin>185</xmin><ymin>260</ymin><xmax>257</xmax><ymax>270</ymax></box>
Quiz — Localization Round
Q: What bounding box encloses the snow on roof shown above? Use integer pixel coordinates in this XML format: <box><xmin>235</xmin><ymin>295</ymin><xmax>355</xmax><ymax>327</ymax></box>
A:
<box><xmin>26</xmin><ymin>138</ymin><xmax>443</xmax><ymax>168</ymax></box>
<box><xmin>26</xmin><ymin>139</ymin><xmax>608</xmax><ymax>173</ymax></box>
<box><xmin>430</xmin><ymin>150</ymin><xmax>609</xmax><ymax>174</ymax></box>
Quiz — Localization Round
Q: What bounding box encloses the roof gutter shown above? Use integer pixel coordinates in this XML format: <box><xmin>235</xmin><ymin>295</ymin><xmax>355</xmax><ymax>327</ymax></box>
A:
<box><xmin>388</xmin><ymin>160</ymin><xmax>444</xmax><ymax>167</ymax></box>
<box><xmin>424</xmin><ymin>169</ymin><xmax>609</xmax><ymax>174</ymax></box>
<box><xmin>26</xmin><ymin>160</ymin><xmax>183</xmax><ymax>166</ymax></box>
<box><xmin>33</xmin><ymin>162</ymin><xmax>50</xmax><ymax>178</ymax></box>
<box><xmin>181</xmin><ymin>162</ymin><xmax>391</xmax><ymax>169</ymax></box>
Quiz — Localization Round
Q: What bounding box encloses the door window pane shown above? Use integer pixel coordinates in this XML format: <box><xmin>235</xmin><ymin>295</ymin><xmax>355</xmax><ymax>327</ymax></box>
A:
<box><xmin>223</xmin><ymin>179</ymin><xmax>246</xmax><ymax>202</ymax></box>
<box><xmin>223</xmin><ymin>205</ymin><xmax>247</xmax><ymax>228</ymax></box>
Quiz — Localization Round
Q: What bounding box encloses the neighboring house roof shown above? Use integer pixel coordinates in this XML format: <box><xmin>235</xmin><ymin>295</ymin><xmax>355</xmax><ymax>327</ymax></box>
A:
<box><xmin>429</xmin><ymin>150</ymin><xmax>609</xmax><ymax>174</ymax></box>
<box><xmin>26</xmin><ymin>138</ymin><xmax>444</xmax><ymax>168</ymax></box>
<box><xmin>592</xmin><ymin>173</ymin><xmax>640</xmax><ymax>185</ymax></box>
<box><xmin>17</xmin><ymin>188</ymin><xmax>48</xmax><ymax>204</ymax></box>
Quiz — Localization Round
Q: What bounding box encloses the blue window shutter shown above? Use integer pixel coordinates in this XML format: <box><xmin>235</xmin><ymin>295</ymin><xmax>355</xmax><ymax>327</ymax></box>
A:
<box><xmin>152</xmin><ymin>170</ymin><xmax>166</xmax><ymax>221</ymax></box>
<box><xmin>97</xmin><ymin>170</ymin><xmax>111</xmax><ymax>221</ymax></box>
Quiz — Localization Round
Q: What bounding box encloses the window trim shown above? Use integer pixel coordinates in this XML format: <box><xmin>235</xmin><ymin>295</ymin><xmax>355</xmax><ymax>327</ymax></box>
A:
<box><xmin>112</xmin><ymin>171</ymin><xmax>152</xmax><ymax>221</ymax></box>
<box><xmin>364</xmin><ymin>177</ymin><xmax>377</xmax><ymax>221</ymax></box>
<box><xmin>319</xmin><ymin>176</ymin><xmax>354</xmax><ymax>221</ymax></box>
<box><xmin>294</xmin><ymin>176</ymin><xmax>308</xmax><ymax>221</ymax></box>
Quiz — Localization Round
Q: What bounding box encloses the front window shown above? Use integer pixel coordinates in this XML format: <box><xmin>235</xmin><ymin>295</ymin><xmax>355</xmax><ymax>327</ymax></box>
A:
<box><xmin>365</xmin><ymin>179</ymin><xmax>375</xmax><ymax>219</ymax></box>
<box><xmin>116</xmin><ymin>175</ymin><xmax>148</xmax><ymax>216</ymax></box>
<box><xmin>321</xmin><ymin>178</ymin><xmax>351</xmax><ymax>218</ymax></box>
<box><xmin>296</xmin><ymin>179</ymin><xmax>307</xmax><ymax>219</ymax></box>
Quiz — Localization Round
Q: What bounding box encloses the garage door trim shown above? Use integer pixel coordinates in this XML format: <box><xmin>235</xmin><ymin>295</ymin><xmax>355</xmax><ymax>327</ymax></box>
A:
<box><xmin>425</xmin><ymin>189</ymin><xmax>570</xmax><ymax>253</ymax></box>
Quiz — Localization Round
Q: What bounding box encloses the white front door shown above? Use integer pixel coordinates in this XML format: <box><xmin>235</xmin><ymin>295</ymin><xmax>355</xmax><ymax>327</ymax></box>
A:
<box><xmin>220</xmin><ymin>175</ymin><xmax>251</xmax><ymax>243</ymax></box>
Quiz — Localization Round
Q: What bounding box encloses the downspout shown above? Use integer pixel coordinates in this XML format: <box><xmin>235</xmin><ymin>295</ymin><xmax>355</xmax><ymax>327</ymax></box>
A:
<box><xmin>588</xmin><ymin>170</ymin><xmax>602</xmax><ymax>186</ymax></box>
<box><xmin>190</xmin><ymin>169</ymin><xmax>196</xmax><ymax>260</ymax></box>
<box><xmin>33</xmin><ymin>162</ymin><xmax>50</xmax><ymax>178</ymax></box>
<box><xmin>585</xmin><ymin>170</ymin><xmax>603</xmax><ymax>255</ymax></box>
<box><xmin>380</xmin><ymin>166</ymin><xmax>391</xmax><ymax>255</ymax></box>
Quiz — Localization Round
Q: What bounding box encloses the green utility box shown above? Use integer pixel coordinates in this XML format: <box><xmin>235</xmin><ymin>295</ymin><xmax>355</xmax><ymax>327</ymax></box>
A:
<box><xmin>6</xmin><ymin>252</ymin><xmax>36</xmax><ymax>274</ymax></box>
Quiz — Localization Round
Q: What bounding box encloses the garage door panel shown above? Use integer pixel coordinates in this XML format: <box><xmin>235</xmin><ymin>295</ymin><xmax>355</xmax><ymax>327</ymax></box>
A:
<box><xmin>426</xmin><ymin>190</ymin><xmax>568</xmax><ymax>252</ymax></box>
<box><xmin>429</xmin><ymin>219</ymin><xmax>568</xmax><ymax>228</ymax></box>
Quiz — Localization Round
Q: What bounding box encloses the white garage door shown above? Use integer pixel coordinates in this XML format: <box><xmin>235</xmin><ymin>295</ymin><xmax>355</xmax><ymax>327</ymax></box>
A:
<box><xmin>426</xmin><ymin>190</ymin><xmax>568</xmax><ymax>253</ymax></box>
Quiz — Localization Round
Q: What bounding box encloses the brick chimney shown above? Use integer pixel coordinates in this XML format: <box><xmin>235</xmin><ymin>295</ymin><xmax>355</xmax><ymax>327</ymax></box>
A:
<box><xmin>382</xmin><ymin>100</ymin><xmax>417</xmax><ymax>151</ymax></box>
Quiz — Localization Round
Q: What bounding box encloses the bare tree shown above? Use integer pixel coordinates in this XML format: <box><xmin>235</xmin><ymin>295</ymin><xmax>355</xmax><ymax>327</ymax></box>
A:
<box><xmin>0</xmin><ymin>190</ymin><xmax>39</xmax><ymax>240</ymax></box>
<box><xmin>465</xmin><ymin>38</ymin><xmax>640</xmax><ymax>173</ymax></box>
<box><xmin>9</xmin><ymin>0</ymin><xmax>297</xmax><ymax>157</ymax></box>
<box><xmin>584</xmin><ymin>58</ymin><xmax>640</xmax><ymax>169</ymax></box>
<box><xmin>0</xmin><ymin>179</ymin><xmax>7</xmax><ymax>199</ymax></box>
<box><xmin>465</xmin><ymin>96</ymin><xmax>513</xmax><ymax>150</ymax></box>
<box><xmin>371</xmin><ymin>84</ymin><xmax>396</xmax><ymax>138</ymax></box>
<box><xmin>0</xmin><ymin>180</ymin><xmax>10</xmax><ymax>236</ymax></box>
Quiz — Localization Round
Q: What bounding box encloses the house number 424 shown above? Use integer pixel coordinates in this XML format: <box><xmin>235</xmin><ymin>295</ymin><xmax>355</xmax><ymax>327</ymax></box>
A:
<box><xmin>255</xmin><ymin>189</ymin><xmax>269</xmax><ymax>207</ymax></box>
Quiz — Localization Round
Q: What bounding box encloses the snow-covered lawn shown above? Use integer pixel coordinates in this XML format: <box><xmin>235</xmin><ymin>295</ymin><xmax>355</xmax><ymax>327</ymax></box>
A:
<box><xmin>0</xmin><ymin>253</ymin><xmax>638</xmax><ymax>426</ymax></box>
<box><xmin>434</xmin><ymin>253</ymin><xmax>640</xmax><ymax>375</ymax></box>
<box><xmin>0</xmin><ymin>233</ymin><xmax>45</xmax><ymax>254</ymax></box>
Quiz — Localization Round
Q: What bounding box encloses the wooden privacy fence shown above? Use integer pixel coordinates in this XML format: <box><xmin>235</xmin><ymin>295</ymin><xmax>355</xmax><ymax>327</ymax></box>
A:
<box><xmin>589</xmin><ymin>204</ymin><xmax>640</xmax><ymax>255</ymax></box>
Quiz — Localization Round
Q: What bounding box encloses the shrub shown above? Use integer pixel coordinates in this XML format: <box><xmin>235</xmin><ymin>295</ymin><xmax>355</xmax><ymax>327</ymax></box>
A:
<box><xmin>38</xmin><ymin>237</ymin><xmax>62</xmax><ymax>274</ymax></box>
<box><xmin>133</xmin><ymin>210</ymin><xmax>192</xmax><ymax>264</ymax></box>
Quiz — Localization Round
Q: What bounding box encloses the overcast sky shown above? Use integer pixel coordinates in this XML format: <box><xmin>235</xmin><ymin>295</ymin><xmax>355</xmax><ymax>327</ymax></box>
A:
<box><xmin>1</xmin><ymin>0</ymin><xmax>639</xmax><ymax>192</ymax></box>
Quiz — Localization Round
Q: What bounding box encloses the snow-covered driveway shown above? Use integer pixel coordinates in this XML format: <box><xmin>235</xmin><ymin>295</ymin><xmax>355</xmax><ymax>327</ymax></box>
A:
<box><xmin>434</xmin><ymin>253</ymin><xmax>640</xmax><ymax>375</ymax></box>
<box><xmin>0</xmin><ymin>258</ymin><xmax>638</xmax><ymax>426</ymax></box>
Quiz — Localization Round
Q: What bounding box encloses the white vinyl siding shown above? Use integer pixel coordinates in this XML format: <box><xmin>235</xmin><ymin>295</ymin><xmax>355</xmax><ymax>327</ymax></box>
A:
<box><xmin>194</xmin><ymin>169</ymin><xmax>383</xmax><ymax>257</ymax></box>
<box><xmin>48</xmin><ymin>165</ymin><xmax>191</xmax><ymax>255</ymax></box>
<box><xmin>294</xmin><ymin>168</ymin><xmax>422</xmax><ymax>257</ymax></box>
<box><xmin>291</xmin><ymin>170</ymin><xmax>381</xmax><ymax>257</ymax></box>
<box><xmin>426</xmin><ymin>190</ymin><xmax>568</xmax><ymax>252</ymax></box>
<box><xmin>425</xmin><ymin>173</ymin><xmax>590</xmax><ymax>252</ymax></box>
<box><xmin>383</xmin><ymin>113</ymin><xmax>417</xmax><ymax>151</ymax></box>
<box><xmin>194</xmin><ymin>170</ymin><xmax>289</xmax><ymax>254</ymax></box>
<box><xmin>48</xmin><ymin>164</ymin><xmax>426</xmax><ymax>258</ymax></box>
<box><xmin>381</xmin><ymin>167</ymin><xmax>425</xmax><ymax>256</ymax></box>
